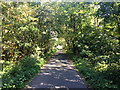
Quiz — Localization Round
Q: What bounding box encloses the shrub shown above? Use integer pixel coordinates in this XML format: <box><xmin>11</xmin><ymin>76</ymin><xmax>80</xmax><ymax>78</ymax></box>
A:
<box><xmin>67</xmin><ymin>52</ymin><xmax>119</xmax><ymax>88</ymax></box>
<box><xmin>2</xmin><ymin>56</ymin><xmax>44</xmax><ymax>88</ymax></box>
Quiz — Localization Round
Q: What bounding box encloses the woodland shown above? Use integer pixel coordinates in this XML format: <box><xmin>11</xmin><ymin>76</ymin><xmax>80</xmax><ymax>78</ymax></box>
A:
<box><xmin>1</xmin><ymin>1</ymin><xmax>120</xmax><ymax>88</ymax></box>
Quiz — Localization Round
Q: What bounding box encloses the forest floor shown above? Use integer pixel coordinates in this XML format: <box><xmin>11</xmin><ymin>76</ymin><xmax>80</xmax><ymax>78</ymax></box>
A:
<box><xmin>25</xmin><ymin>50</ymin><xmax>87</xmax><ymax>89</ymax></box>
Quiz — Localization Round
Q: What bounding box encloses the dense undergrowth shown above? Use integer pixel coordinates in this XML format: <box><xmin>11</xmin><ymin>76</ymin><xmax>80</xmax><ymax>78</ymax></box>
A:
<box><xmin>2</xmin><ymin>49</ymin><xmax>57</xmax><ymax>88</ymax></box>
<box><xmin>58</xmin><ymin>2</ymin><xmax>120</xmax><ymax>88</ymax></box>
<box><xmin>67</xmin><ymin>51</ymin><xmax>120</xmax><ymax>88</ymax></box>
<box><xmin>1</xmin><ymin>2</ymin><xmax>120</xmax><ymax>89</ymax></box>
<box><xmin>1</xmin><ymin>2</ymin><xmax>57</xmax><ymax>88</ymax></box>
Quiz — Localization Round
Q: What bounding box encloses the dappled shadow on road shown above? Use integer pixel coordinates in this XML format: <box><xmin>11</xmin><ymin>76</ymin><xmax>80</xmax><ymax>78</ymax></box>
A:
<box><xmin>26</xmin><ymin>50</ymin><xmax>87</xmax><ymax>88</ymax></box>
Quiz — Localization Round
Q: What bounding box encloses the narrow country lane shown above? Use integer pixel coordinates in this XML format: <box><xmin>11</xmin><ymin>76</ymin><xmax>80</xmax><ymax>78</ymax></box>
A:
<box><xmin>25</xmin><ymin>50</ymin><xmax>87</xmax><ymax>89</ymax></box>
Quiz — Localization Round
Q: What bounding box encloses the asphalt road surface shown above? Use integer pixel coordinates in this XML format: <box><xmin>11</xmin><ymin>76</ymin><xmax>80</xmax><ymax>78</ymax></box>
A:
<box><xmin>25</xmin><ymin>50</ymin><xmax>87</xmax><ymax>89</ymax></box>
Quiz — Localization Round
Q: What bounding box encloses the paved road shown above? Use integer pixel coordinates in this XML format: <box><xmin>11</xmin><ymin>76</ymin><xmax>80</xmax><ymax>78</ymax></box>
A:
<box><xmin>25</xmin><ymin>50</ymin><xmax>87</xmax><ymax>89</ymax></box>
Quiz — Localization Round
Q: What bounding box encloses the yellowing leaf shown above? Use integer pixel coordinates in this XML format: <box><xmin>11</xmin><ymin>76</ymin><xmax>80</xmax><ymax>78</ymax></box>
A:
<box><xmin>79</xmin><ymin>10</ymin><xmax>83</xmax><ymax>14</ymax></box>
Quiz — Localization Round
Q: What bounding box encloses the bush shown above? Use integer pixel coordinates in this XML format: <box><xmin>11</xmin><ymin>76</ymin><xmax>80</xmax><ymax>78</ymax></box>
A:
<box><xmin>2</xmin><ymin>48</ymin><xmax>57</xmax><ymax>88</ymax></box>
<box><xmin>67</xmin><ymin>52</ymin><xmax>119</xmax><ymax>88</ymax></box>
<box><xmin>2</xmin><ymin>56</ymin><xmax>44</xmax><ymax>88</ymax></box>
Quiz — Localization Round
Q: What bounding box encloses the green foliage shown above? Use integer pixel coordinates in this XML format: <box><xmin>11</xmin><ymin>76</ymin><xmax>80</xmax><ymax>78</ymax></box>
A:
<box><xmin>2</xmin><ymin>48</ymin><xmax>57</xmax><ymax>88</ymax></box>
<box><xmin>1</xmin><ymin>1</ymin><xmax>120</xmax><ymax>89</ymax></box>
<box><xmin>2</xmin><ymin>2</ymin><xmax>57</xmax><ymax>88</ymax></box>
<box><xmin>59</xmin><ymin>2</ymin><xmax>120</xmax><ymax>88</ymax></box>
<box><xmin>2</xmin><ymin>2</ymin><xmax>56</xmax><ymax>63</ymax></box>
<box><xmin>2</xmin><ymin>56</ymin><xmax>42</xmax><ymax>88</ymax></box>
<box><xmin>67</xmin><ymin>53</ymin><xmax>119</xmax><ymax>88</ymax></box>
